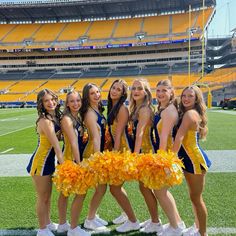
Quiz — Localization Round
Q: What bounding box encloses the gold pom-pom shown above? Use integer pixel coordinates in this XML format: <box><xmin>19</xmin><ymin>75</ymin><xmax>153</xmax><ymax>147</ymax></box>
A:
<box><xmin>85</xmin><ymin>150</ymin><xmax>138</xmax><ymax>185</ymax></box>
<box><xmin>137</xmin><ymin>150</ymin><xmax>184</xmax><ymax>190</ymax></box>
<box><xmin>53</xmin><ymin>160</ymin><xmax>97</xmax><ymax>196</ymax></box>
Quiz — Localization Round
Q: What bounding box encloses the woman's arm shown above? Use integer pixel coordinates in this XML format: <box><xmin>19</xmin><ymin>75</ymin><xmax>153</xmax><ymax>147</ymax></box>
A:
<box><xmin>159</xmin><ymin>106</ymin><xmax>178</xmax><ymax>150</ymax></box>
<box><xmin>113</xmin><ymin>105</ymin><xmax>129</xmax><ymax>151</ymax></box>
<box><xmin>38</xmin><ymin>118</ymin><xmax>63</xmax><ymax>164</ymax></box>
<box><xmin>84</xmin><ymin>110</ymin><xmax>101</xmax><ymax>153</ymax></box>
<box><xmin>61</xmin><ymin>116</ymin><xmax>81</xmax><ymax>163</ymax></box>
<box><xmin>172</xmin><ymin>111</ymin><xmax>194</xmax><ymax>153</ymax></box>
<box><xmin>134</xmin><ymin>107</ymin><xmax>151</xmax><ymax>153</ymax></box>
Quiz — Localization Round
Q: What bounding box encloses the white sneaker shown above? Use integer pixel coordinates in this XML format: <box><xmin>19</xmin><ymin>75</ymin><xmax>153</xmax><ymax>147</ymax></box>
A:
<box><xmin>116</xmin><ymin>220</ymin><xmax>140</xmax><ymax>233</ymax></box>
<box><xmin>183</xmin><ymin>226</ymin><xmax>201</xmax><ymax>236</ymax></box>
<box><xmin>84</xmin><ymin>218</ymin><xmax>110</xmax><ymax>233</ymax></box>
<box><xmin>162</xmin><ymin>225</ymin><xmax>184</xmax><ymax>236</ymax></box>
<box><xmin>57</xmin><ymin>222</ymin><xmax>70</xmax><ymax>233</ymax></box>
<box><xmin>140</xmin><ymin>219</ymin><xmax>151</xmax><ymax>228</ymax></box>
<box><xmin>112</xmin><ymin>212</ymin><xmax>128</xmax><ymax>225</ymax></box>
<box><xmin>37</xmin><ymin>228</ymin><xmax>55</xmax><ymax>236</ymax></box>
<box><xmin>47</xmin><ymin>222</ymin><xmax>58</xmax><ymax>232</ymax></box>
<box><xmin>95</xmin><ymin>214</ymin><xmax>108</xmax><ymax>226</ymax></box>
<box><xmin>190</xmin><ymin>231</ymin><xmax>201</xmax><ymax>236</ymax></box>
<box><xmin>140</xmin><ymin>221</ymin><xmax>163</xmax><ymax>234</ymax></box>
<box><xmin>163</xmin><ymin>221</ymin><xmax>186</xmax><ymax>230</ymax></box>
<box><xmin>67</xmin><ymin>226</ymin><xmax>91</xmax><ymax>236</ymax></box>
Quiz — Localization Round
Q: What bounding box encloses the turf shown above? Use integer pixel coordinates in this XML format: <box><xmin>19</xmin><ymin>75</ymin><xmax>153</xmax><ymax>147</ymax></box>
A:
<box><xmin>1</xmin><ymin>108</ymin><xmax>236</xmax><ymax>153</ymax></box>
<box><xmin>0</xmin><ymin>173</ymin><xmax>235</xmax><ymax>234</ymax></box>
<box><xmin>200</xmin><ymin>111</ymin><xmax>236</xmax><ymax>150</ymax></box>
<box><xmin>0</xmin><ymin>108</ymin><xmax>236</xmax><ymax>236</ymax></box>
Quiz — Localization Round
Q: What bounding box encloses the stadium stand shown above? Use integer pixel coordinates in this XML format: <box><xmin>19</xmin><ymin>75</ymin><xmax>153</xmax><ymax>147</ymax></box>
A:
<box><xmin>143</xmin><ymin>15</ymin><xmax>169</xmax><ymax>36</ymax></box>
<box><xmin>3</xmin><ymin>0</ymin><xmax>235</xmax><ymax>107</ymax></box>
<box><xmin>0</xmin><ymin>7</ymin><xmax>215</xmax><ymax>49</ymax></box>
<box><xmin>2</xmin><ymin>24</ymin><xmax>40</xmax><ymax>43</ymax></box>
<box><xmin>57</xmin><ymin>22</ymin><xmax>91</xmax><ymax>41</ymax></box>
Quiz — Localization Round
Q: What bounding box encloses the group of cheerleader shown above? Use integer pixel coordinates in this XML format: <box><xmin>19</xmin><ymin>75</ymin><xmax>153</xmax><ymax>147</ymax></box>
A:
<box><xmin>26</xmin><ymin>78</ymin><xmax>211</xmax><ymax>236</ymax></box>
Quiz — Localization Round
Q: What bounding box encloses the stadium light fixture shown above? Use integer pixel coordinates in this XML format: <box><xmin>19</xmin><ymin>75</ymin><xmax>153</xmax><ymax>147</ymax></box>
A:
<box><xmin>136</xmin><ymin>33</ymin><xmax>145</xmax><ymax>41</ymax></box>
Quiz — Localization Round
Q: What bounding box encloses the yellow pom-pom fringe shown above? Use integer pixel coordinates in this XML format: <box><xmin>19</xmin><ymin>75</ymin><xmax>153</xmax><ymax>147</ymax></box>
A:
<box><xmin>86</xmin><ymin>150</ymin><xmax>138</xmax><ymax>185</ymax></box>
<box><xmin>52</xmin><ymin>160</ymin><xmax>97</xmax><ymax>196</ymax></box>
<box><xmin>137</xmin><ymin>150</ymin><xmax>184</xmax><ymax>190</ymax></box>
<box><xmin>53</xmin><ymin>150</ymin><xmax>184</xmax><ymax>196</ymax></box>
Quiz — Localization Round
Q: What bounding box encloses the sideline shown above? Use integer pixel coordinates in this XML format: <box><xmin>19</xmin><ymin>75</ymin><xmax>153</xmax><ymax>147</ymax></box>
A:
<box><xmin>0</xmin><ymin>150</ymin><xmax>236</xmax><ymax>177</ymax></box>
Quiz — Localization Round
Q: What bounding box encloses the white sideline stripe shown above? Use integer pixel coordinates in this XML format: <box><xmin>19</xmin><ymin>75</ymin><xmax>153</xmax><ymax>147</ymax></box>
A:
<box><xmin>0</xmin><ymin>229</ymin><xmax>37</xmax><ymax>236</ymax></box>
<box><xmin>0</xmin><ymin>228</ymin><xmax>236</xmax><ymax>235</ymax></box>
<box><xmin>0</xmin><ymin>148</ymin><xmax>14</xmax><ymax>154</ymax></box>
<box><xmin>0</xmin><ymin>125</ymin><xmax>34</xmax><ymax>137</ymax></box>
<box><xmin>208</xmin><ymin>227</ymin><xmax>236</xmax><ymax>233</ymax></box>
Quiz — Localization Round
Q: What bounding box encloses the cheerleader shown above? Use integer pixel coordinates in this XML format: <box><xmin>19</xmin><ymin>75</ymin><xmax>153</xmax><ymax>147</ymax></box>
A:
<box><xmin>26</xmin><ymin>89</ymin><xmax>63</xmax><ymax>236</ymax></box>
<box><xmin>57</xmin><ymin>91</ymin><xmax>90</xmax><ymax>236</ymax></box>
<box><xmin>80</xmin><ymin>83</ymin><xmax>109</xmax><ymax>233</ymax></box>
<box><xmin>152</xmin><ymin>80</ymin><xmax>185</xmax><ymax>236</ymax></box>
<box><xmin>129</xmin><ymin>78</ymin><xmax>163</xmax><ymax>234</ymax></box>
<box><xmin>106</xmin><ymin>79</ymin><xmax>140</xmax><ymax>233</ymax></box>
<box><xmin>173</xmin><ymin>86</ymin><xmax>211</xmax><ymax>236</ymax></box>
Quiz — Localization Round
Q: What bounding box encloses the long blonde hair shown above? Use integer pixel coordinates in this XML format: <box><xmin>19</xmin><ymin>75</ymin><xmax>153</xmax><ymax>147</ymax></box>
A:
<box><xmin>129</xmin><ymin>78</ymin><xmax>153</xmax><ymax>120</ymax></box>
<box><xmin>180</xmin><ymin>86</ymin><xmax>208</xmax><ymax>139</ymax></box>
<box><xmin>62</xmin><ymin>90</ymin><xmax>82</xmax><ymax>128</ymax></box>
<box><xmin>156</xmin><ymin>79</ymin><xmax>177</xmax><ymax>113</ymax></box>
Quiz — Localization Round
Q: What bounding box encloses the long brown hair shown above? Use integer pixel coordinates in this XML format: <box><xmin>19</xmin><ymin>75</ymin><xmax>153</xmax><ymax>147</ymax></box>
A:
<box><xmin>179</xmin><ymin>86</ymin><xmax>208</xmax><ymax>139</ymax></box>
<box><xmin>36</xmin><ymin>89</ymin><xmax>61</xmax><ymax>125</ymax></box>
<box><xmin>80</xmin><ymin>83</ymin><xmax>104</xmax><ymax>121</ymax></box>
<box><xmin>129</xmin><ymin>78</ymin><xmax>153</xmax><ymax>121</ymax></box>
<box><xmin>156</xmin><ymin>79</ymin><xmax>178</xmax><ymax>113</ymax></box>
<box><xmin>107</xmin><ymin>79</ymin><xmax>128</xmax><ymax>125</ymax></box>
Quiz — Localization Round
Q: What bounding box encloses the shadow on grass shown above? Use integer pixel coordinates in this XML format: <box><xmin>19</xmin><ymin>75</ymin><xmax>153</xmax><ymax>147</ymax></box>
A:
<box><xmin>3</xmin><ymin>227</ymin><xmax>156</xmax><ymax>236</ymax></box>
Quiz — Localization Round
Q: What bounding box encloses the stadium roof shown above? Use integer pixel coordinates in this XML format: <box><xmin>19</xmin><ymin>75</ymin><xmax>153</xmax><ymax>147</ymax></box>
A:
<box><xmin>0</xmin><ymin>0</ymin><xmax>216</xmax><ymax>23</ymax></box>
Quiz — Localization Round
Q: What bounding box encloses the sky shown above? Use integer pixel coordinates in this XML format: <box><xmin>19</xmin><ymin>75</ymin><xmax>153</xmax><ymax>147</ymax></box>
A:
<box><xmin>0</xmin><ymin>0</ymin><xmax>235</xmax><ymax>38</ymax></box>
<box><xmin>208</xmin><ymin>0</ymin><xmax>236</xmax><ymax>37</ymax></box>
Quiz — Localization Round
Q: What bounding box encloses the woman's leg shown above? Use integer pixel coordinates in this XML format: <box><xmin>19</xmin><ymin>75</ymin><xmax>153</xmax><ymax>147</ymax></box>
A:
<box><xmin>139</xmin><ymin>182</ymin><xmax>159</xmax><ymax>222</ymax></box>
<box><xmin>32</xmin><ymin>175</ymin><xmax>52</xmax><ymax>229</ymax></box>
<box><xmin>110</xmin><ymin>184</ymin><xmax>136</xmax><ymax>222</ymax></box>
<box><xmin>58</xmin><ymin>193</ymin><xmax>68</xmax><ymax>225</ymax></box>
<box><xmin>87</xmin><ymin>184</ymin><xmax>107</xmax><ymax>219</ymax></box>
<box><xmin>185</xmin><ymin>171</ymin><xmax>207</xmax><ymax>236</ymax></box>
<box><xmin>70</xmin><ymin>194</ymin><xmax>86</xmax><ymax>229</ymax></box>
<box><xmin>154</xmin><ymin>187</ymin><xmax>181</xmax><ymax>228</ymax></box>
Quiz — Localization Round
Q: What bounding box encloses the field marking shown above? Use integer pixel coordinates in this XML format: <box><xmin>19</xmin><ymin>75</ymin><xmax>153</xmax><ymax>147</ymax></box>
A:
<box><xmin>208</xmin><ymin>227</ymin><xmax>236</xmax><ymax>234</ymax></box>
<box><xmin>0</xmin><ymin>227</ymin><xmax>236</xmax><ymax>235</ymax></box>
<box><xmin>0</xmin><ymin>125</ymin><xmax>34</xmax><ymax>137</ymax></box>
<box><xmin>0</xmin><ymin>148</ymin><xmax>14</xmax><ymax>154</ymax></box>
<box><xmin>0</xmin><ymin>118</ymin><xmax>19</xmax><ymax>122</ymax></box>
<box><xmin>209</xmin><ymin>110</ymin><xmax>236</xmax><ymax>115</ymax></box>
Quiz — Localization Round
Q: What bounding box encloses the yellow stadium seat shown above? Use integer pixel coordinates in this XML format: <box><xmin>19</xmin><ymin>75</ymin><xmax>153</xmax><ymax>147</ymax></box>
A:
<box><xmin>143</xmin><ymin>15</ymin><xmax>169</xmax><ymax>35</ymax></box>
<box><xmin>113</xmin><ymin>18</ymin><xmax>142</xmax><ymax>38</ymax></box>
<box><xmin>57</xmin><ymin>22</ymin><xmax>90</xmax><ymax>41</ymax></box>
<box><xmin>2</xmin><ymin>24</ymin><xmax>41</xmax><ymax>43</ymax></box>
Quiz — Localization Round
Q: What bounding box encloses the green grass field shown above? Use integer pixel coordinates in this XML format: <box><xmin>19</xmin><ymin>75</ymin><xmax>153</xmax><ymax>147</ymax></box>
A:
<box><xmin>0</xmin><ymin>108</ymin><xmax>236</xmax><ymax>235</ymax></box>
<box><xmin>0</xmin><ymin>174</ymin><xmax>235</xmax><ymax>235</ymax></box>
<box><xmin>0</xmin><ymin>108</ymin><xmax>236</xmax><ymax>153</ymax></box>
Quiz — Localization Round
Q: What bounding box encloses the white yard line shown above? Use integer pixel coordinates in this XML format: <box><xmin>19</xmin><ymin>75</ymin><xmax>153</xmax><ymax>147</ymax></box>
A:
<box><xmin>0</xmin><ymin>125</ymin><xmax>34</xmax><ymax>137</ymax></box>
<box><xmin>209</xmin><ymin>109</ymin><xmax>236</xmax><ymax>115</ymax></box>
<box><xmin>0</xmin><ymin>148</ymin><xmax>14</xmax><ymax>154</ymax></box>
